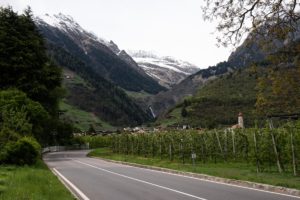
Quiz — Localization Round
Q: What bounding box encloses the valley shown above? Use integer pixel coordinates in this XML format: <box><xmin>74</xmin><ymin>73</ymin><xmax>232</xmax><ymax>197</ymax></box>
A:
<box><xmin>1</xmin><ymin>3</ymin><xmax>300</xmax><ymax>200</ymax></box>
<box><xmin>32</xmin><ymin>12</ymin><xmax>300</xmax><ymax>131</ymax></box>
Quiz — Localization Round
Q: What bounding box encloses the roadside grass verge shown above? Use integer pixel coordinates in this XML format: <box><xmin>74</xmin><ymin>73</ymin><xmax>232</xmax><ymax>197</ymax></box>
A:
<box><xmin>0</xmin><ymin>160</ymin><xmax>75</xmax><ymax>200</ymax></box>
<box><xmin>89</xmin><ymin>148</ymin><xmax>300</xmax><ymax>190</ymax></box>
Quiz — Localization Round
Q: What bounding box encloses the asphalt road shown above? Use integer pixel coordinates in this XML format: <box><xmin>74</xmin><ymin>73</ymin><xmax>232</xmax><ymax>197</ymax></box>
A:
<box><xmin>43</xmin><ymin>151</ymin><xmax>300</xmax><ymax>200</ymax></box>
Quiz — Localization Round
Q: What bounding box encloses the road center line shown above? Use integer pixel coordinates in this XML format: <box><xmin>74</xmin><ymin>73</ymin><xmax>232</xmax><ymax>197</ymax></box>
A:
<box><xmin>73</xmin><ymin>159</ymin><xmax>207</xmax><ymax>200</ymax></box>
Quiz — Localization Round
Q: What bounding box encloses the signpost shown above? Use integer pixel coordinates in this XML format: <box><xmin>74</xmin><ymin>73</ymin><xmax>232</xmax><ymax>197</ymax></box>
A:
<box><xmin>191</xmin><ymin>152</ymin><xmax>196</xmax><ymax>168</ymax></box>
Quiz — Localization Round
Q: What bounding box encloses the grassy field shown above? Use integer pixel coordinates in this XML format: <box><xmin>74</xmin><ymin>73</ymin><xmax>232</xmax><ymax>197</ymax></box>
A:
<box><xmin>59</xmin><ymin>101</ymin><xmax>114</xmax><ymax>131</ymax></box>
<box><xmin>0</xmin><ymin>161</ymin><xmax>75</xmax><ymax>200</ymax></box>
<box><xmin>63</xmin><ymin>68</ymin><xmax>92</xmax><ymax>89</ymax></box>
<box><xmin>156</xmin><ymin>107</ymin><xmax>183</xmax><ymax>127</ymax></box>
<box><xmin>125</xmin><ymin>90</ymin><xmax>152</xmax><ymax>99</ymax></box>
<box><xmin>89</xmin><ymin>148</ymin><xmax>300</xmax><ymax>190</ymax></box>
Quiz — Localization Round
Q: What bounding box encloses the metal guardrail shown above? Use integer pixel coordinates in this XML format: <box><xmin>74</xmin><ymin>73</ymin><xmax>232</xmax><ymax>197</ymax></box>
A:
<box><xmin>42</xmin><ymin>143</ymin><xmax>89</xmax><ymax>154</ymax></box>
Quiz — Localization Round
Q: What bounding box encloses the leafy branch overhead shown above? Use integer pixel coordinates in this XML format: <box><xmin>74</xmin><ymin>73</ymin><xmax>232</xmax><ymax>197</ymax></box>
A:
<box><xmin>202</xmin><ymin>0</ymin><xmax>300</xmax><ymax>46</ymax></box>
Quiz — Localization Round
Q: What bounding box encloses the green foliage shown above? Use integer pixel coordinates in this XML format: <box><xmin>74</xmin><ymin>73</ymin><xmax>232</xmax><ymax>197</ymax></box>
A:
<box><xmin>81</xmin><ymin>135</ymin><xmax>112</xmax><ymax>149</ymax></box>
<box><xmin>0</xmin><ymin>128</ymin><xmax>20</xmax><ymax>148</ymax></box>
<box><xmin>0</xmin><ymin>161</ymin><xmax>75</xmax><ymax>200</ymax></box>
<box><xmin>255</xmin><ymin>43</ymin><xmax>300</xmax><ymax>116</ymax></box>
<box><xmin>59</xmin><ymin>100</ymin><xmax>114</xmax><ymax>131</ymax></box>
<box><xmin>0</xmin><ymin>7</ymin><xmax>75</xmax><ymax>165</ymax></box>
<box><xmin>181</xmin><ymin>107</ymin><xmax>188</xmax><ymax>117</ymax></box>
<box><xmin>0</xmin><ymin>7</ymin><xmax>62</xmax><ymax>116</ymax></box>
<box><xmin>48</xmin><ymin>45</ymin><xmax>151</xmax><ymax>126</ymax></box>
<box><xmin>87</xmin><ymin>124</ymin><xmax>96</xmax><ymax>134</ymax></box>
<box><xmin>180</xmin><ymin>67</ymin><xmax>257</xmax><ymax>128</ymax></box>
<box><xmin>0</xmin><ymin>89</ymin><xmax>49</xmax><ymax>143</ymax></box>
<box><xmin>89</xmin><ymin>126</ymin><xmax>300</xmax><ymax>175</ymax></box>
<box><xmin>55</xmin><ymin>121</ymin><xmax>74</xmax><ymax>145</ymax></box>
<box><xmin>1</xmin><ymin>107</ymin><xmax>32</xmax><ymax>136</ymax></box>
<box><xmin>1</xmin><ymin>137</ymin><xmax>41</xmax><ymax>165</ymax></box>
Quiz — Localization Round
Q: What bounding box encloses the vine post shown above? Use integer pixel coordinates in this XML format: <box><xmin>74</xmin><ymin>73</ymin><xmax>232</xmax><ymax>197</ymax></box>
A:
<box><xmin>215</xmin><ymin>130</ymin><xmax>225</xmax><ymax>161</ymax></box>
<box><xmin>231</xmin><ymin>130</ymin><xmax>236</xmax><ymax>160</ymax></box>
<box><xmin>253</xmin><ymin>129</ymin><xmax>260</xmax><ymax>173</ymax></box>
<box><xmin>180</xmin><ymin>139</ymin><xmax>184</xmax><ymax>164</ymax></box>
<box><xmin>288</xmin><ymin>121</ymin><xmax>297</xmax><ymax>176</ymax></box>
<box><xmin>268</xmin><ymin>119</ymin><xmax>283</xmax><ymax>173</ymax></box>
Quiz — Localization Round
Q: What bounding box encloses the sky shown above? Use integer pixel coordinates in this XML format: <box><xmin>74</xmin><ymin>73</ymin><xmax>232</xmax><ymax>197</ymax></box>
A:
<box><xmin>0</xmin><ymin>0</ymin><xmax>231</xmax><ymax>68</ymax></box>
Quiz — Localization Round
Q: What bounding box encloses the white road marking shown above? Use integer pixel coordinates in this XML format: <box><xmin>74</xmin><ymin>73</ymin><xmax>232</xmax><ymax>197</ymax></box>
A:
<box><xmin>131</xmin><ymin>166</ymin><xmax>300</xmax><ymax>199</ymax></box>
<box><xmin>88</xmin><ymin>158</ymin><xmax>300</xmax><ymax>199</ymax></box>
<box><xmin>73</xmin><ymin>159</ymin><xmax>207</xmax><ymax>200</ymax></box>
<box><xmin>53</xmin><ymin>168</ymin><xmax>90</xmax><ymax>200</ymax></box>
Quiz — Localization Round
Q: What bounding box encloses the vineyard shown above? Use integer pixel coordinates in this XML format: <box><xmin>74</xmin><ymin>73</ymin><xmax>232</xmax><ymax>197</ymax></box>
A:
<box><xmin>83</xmin><ymin>123</ymin><xmax>300</xmax><ymax>176</ymax></box>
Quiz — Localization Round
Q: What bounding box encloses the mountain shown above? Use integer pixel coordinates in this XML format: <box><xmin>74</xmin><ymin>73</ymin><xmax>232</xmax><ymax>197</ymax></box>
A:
<box><xmin>159</xmin><ymin>44</ymin><xmax>300</xmax><ymax>128</ymax></box>
<box><xmin>156</xmin><ymin>30</ymin><xmax>300</xmax><ymax>128</ymax></box>
<box><xmin>33</xmin><ymin>13</ymin><xmax>160</xmax><ymax>128</ymax></box>
<box><xmin>157</xmin><ymin>67</ymin><xmax>258</xmax><ymax>128</ymax></box>
<box><xmin>128</xmin><ymin>50</ymin><xmax>200</xmax><ymax>88</ymax></box>
<box><xmin>47</xmin><ymin>43</ymin><xmax>152</xmax><ymax>127</ymax></box>
<box><xmin>35</xmin><ymin>13</ymin><xmax>166</xmax><ymax>94</ymax></box>
<box><xmin>146</xmin><ymin>30</ymin><xmax>281</xmax><ymax>117</ymax></box>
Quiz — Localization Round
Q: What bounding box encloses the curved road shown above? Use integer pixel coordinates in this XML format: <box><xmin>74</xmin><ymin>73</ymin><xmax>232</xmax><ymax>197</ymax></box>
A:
<box><xmin>43</xmin><ymin>151</ymin><xmax>299</xmax><ymax>200</ymax></box>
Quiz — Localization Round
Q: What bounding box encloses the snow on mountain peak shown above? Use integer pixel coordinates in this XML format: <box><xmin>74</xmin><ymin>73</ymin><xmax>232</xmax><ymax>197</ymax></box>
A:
<box><xmin>128</xmin><ymin>50</ymin><xmax>199</xmax><ymax>72</ymax></box>
<box><xmin>35</xmin><ymin>13</ymin><xmax>200</xmax><ymax>88</ymax></box>
<box><xmin>35</xmin><ymin>13</ymin><xmax>109</xmax><ymax>46</ymax></box>
<box><xmin>128</xmin><ymin>50</ymin><xmax>200</xmax><ymax>88</ymax></box>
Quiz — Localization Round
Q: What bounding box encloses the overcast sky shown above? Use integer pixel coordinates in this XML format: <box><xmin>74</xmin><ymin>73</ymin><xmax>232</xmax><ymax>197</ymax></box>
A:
<box><xmin>1</xmin><ymin>0</ymin><xmax>231</xmax><ymax>68</ymax></box>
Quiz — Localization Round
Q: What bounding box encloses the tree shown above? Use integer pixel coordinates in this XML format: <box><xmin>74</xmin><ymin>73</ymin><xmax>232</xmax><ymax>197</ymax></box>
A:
<box><xmin>0</xmin><ymin>89</ymin><xmax>49</xmax><ymax>143</ymax></box>
<box><xmin>255</xmin><ymin>44</ymin><xmax>300</xmax><ymax>116</ymax></box>
<box><xmin>181</xmin><ymin>107</ymin><xmax>188</xmax><ymax>118</ymax></box>
<box><xmin>0</xmin><ymin>7</ymin><xmax>62</xmax><ymax>116</ymax></box>
<box><xmin>202</xmin><ymin>0</ymin><xmax>300</xmax><ymax>46</ymax></box>
<box><xmin>203</xmin><ymin>1</ymin><xmax>300</xmax><ymax>117</ymax></box>
<box><xmin>88</xmin><ymin>124</ymin><xmax>96</xmax><ymax>134</ymax></box>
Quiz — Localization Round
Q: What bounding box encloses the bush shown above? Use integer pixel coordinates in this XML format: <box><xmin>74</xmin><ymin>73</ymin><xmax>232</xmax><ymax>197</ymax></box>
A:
<box><xmin>2</xmin><ymin>137</ymin><xmax>41</xmax><ymax>165</ymax></box>
<box><xmin>0</xmin><ymin>127</ymin><xmax>20</xmax><ymax>148</ymax></box>
<box><xmin>0</xmin><ymin>89</ymin><xmax>50</xmax><ymax>145</ymax></box>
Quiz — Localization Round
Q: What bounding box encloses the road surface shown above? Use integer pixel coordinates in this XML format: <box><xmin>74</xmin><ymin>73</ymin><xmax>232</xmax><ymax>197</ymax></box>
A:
<box><xmin>43</xmin><ymin>151</ymin><xmax>299</xmax><ymax>200</ymax></box>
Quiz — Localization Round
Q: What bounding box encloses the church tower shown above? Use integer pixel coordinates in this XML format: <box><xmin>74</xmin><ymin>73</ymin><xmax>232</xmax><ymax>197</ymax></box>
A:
<box><xmin>238</xmin><ymin>112</ymin><xmax>244</xmax><ymax>128</ymax></box>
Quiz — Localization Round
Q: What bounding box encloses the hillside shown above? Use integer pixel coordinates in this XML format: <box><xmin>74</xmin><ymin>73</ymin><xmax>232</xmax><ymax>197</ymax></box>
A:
<box><xmin>35</xmin><ymin>13</ymin><xmax>166</xmax><ymax>94</ymax></box>
<box><xmin>157</xmin><ymin>65</ymin><xmax>263</xmax><ymax>128</ymax></box>
<box><xmin>158</xmin><ymin>40</ymin><xmax>300</xmax><ymax>128</ymax></box>
<box><xmin>47</xmin><ymin>44</ymin><xmax>152</xmax><ymax>127</ymax></box>
<box><xmin>146</xmin><ymin>27</ymin><xmax>293</xmax><ymax>117</ymax></box>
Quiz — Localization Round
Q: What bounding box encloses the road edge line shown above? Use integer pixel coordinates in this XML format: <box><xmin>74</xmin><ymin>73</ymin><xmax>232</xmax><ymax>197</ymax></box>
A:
<box><xmin>90</xmin><ymin>156</ymin><xmax>300</xmax><ymax>198</ymax></box>
<box><xmin>73</xmin><ymin>159</ymin><xmax>207</xmax><ymax>200</ymax></box>
<box><xmin>52</xmin><ymin>168</ymin><xmax>90</xmax><ymax>200</ymax></box>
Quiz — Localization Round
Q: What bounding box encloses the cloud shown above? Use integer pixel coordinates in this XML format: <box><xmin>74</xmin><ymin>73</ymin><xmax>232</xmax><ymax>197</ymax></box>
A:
<box><xmin>0</xmin><ymin>0</ymin><xmax>30</xmax><ymax>12</ymax></box>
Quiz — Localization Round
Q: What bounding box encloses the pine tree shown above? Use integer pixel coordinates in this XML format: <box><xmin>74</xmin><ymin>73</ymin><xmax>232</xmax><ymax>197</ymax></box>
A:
<box><xmin>0</xmin><ymin>7</ymin><xmax>62</xmax><ymax>116</ymax></box>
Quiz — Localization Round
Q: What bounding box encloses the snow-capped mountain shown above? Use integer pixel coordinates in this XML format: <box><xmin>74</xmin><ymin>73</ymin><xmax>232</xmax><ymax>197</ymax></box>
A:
<box><xmin>35</xmin><ymin>13</ymin><xmax>165</xmax><ymax>94</ymax></box>
<box><xmin>35</xmin><ymin>13</ymin><xmax>110</xmax><ymax>50</ymax></box>
<box><xmin>35</xmin><ymin>13</ymin><xmax>199</xmax><ymax>91</ymax></box>
<box><xmin>128</xmin><ymin>50</ymin><xmax>200</xmax><ymax>88</ymax></box>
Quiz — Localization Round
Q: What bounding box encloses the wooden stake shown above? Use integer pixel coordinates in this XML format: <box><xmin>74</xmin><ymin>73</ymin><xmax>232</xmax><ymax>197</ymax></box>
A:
<box><xmin>215</xmin><ymin>130</ymin><xmax>225</xmax><ymax>160</ymax></box>
<box><xmin>269</xmin><ymin>119</ymin><xmax>282</xmax><ymax>173</ymax></box>
<box><xmin>290</xmin><ymin>128</ymin><xmax>297</xmax><ymax>176</ymax></box>
<box><xmin>231</xmin><ymin>130</ymin><xmax>236</xmax><ymax>160</ymax></box>
<box><xmin>253</xmin><ymin>130</ymin><xmax>260</xmax><ymax>173</ymax></box>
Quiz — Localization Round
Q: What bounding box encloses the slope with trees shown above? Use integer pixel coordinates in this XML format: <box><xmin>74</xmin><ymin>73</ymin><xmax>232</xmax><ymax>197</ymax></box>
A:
<box><xmin>47</xmin><ymin>44</ymin><xmax>152</xmax><ymax>127</ymax></box>
<box><xmin>0</xmin><ymin>7</ymin><xmax>73</xmax><ymax>164</ymax></box>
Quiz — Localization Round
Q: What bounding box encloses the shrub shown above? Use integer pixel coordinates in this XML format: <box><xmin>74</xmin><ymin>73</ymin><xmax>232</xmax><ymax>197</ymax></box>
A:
<box><xmin>0</xmin><ymin>127</ymin><xmax>20</xmax><ymax>148</ymax></box>
<box><xmin>2</xmin><ymin>137</ymin><xmax>41</xmax><ymax>165</ymax></box>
